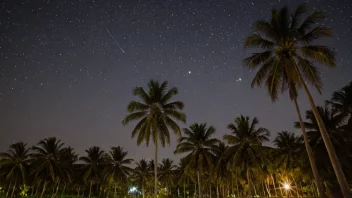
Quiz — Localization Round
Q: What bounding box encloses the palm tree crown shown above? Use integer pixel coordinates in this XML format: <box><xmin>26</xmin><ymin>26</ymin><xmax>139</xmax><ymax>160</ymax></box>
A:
<box><xmin>244</xmin><ymin>4</ymin><xmax>335</xmax><ymax>101</ymax></box>
<box><xmin>122</xmin><ymin>80</ymin><xmax>186</xmax><ymax>146</ymax></box>
<box><xmin>103</xmin><ymin>146</ymin><xmax>133</xmax><ymax>185</ymax></box>
<box><xmin>0</xmin><ymin>142</ymin><xmax>31</xmax><ymax>184</ymax></box>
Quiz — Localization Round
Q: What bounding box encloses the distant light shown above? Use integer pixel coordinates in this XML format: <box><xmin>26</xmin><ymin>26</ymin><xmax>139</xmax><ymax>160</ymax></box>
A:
<box><xmin>188</xmin><ymin>71</ymin><xmax>191</xmax><ymax>74</ymax></box>
<box><xmin>283</xmin><ymin>183</ymin><xmax>291</xmax><ymax>190</ymax></box>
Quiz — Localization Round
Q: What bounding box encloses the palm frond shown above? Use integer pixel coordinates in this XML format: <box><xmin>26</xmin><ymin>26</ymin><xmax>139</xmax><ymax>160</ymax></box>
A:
<box><xmin>244</xmin><ymin>51</ymin><xmax>273</xmax><ymax>69</ymax></box>
<box><xmin>300</xmin><ymin>45</ymin><xmax>335</xmax><ymax>67</ymax></box>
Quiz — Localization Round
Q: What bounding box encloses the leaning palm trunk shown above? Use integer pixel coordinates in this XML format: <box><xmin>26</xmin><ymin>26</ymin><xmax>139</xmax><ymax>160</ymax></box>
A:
<box><xmin>6</xmin><ymin>180</ymin><xmax>12</xmax><ymax>197</ymax></box>
<box><xmin>154</xmin><ymin>138</ymin><xmax>158</xmax><ymax>198</ymax></box>
<box><xmin>40</xmin><ymin>181</ymin><xmax>47</xmax><ymax>198</ymax></box>
<box><xmin>293</xmin><ymin>98</ymin><xmax>326</xmax><ymax>198</ymax></box>
<box><xmin>142</xmin><ymin>181</ymin><xmax>145</xmax><ymax>198</ymax></box>
<box><xmin>197</xmin><ymin>170</ymin><xmax>202</xmax><ymax>197</ymax></box>
<box><xmin>294</xmin><ymin>62</ymin><xmax>352</xmax><ymax>197</ymax></box>
<box><xmin>11</xmin><ymin>181</ymin><xmax>16</xmax><ymax>198</ymax></box>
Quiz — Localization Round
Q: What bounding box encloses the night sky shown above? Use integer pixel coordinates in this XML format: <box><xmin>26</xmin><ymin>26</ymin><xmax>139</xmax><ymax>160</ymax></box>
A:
<box><xmin>1</xmin><ymin>0</ymin><xmax>351</xmax><ymax>161</ymax></box>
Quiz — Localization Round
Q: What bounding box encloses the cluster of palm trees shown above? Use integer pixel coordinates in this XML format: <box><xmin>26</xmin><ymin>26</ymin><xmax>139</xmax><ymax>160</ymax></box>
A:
<box><xmin>0</xmin><ymin>80</ymin><xmax>351</xmax><ymax>197</ymax></box>
<box><xmin>1</xmin><ymin>3</ymin><xmax>351</xmax><ymax>198</ymax></box>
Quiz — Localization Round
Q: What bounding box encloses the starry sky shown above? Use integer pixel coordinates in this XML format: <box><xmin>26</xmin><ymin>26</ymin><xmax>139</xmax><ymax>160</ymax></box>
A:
<box><xmin>1</xmin><ymin>0</ymin><xmax>351</xmax><ymax>161</ymax></box>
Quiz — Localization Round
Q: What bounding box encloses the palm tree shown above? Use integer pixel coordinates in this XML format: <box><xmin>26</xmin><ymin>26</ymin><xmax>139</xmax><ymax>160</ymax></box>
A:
<box><xmin>273</xmin><ymin>131</ymin><xmax>303</xmax><ymax>171</ymax></box>
<box><xmin>288</xmin><ymin>82</ymin><xmax>327</xmax><ymax>197</ymax></box>
<box><xmin>79</xmin><ymin>146</ymin><xmax>105</xmax><ymax>198</ymax></box>
<box><xmin>243</xmin><ymin>3</ymin><xmax>351</xmax><ymax>196</ymax></box>
<box><xmin>174</xmin><ymin>123</ymin><xmax>219</xmax><ymax>198</ymax></box>
<box><xmin>176</xmin><ymin>157</ymin><xmax>194</xmax><ymax>198</ymax></box>
<box><xmin>158</xmin><ymin>158</ymin><xmax>177</xmax><ymax>196</ymax></box>
<box><xmin>103</xmin><ymin>146</ymin><xmax>133</xmax><ymax>198</ymax></box>
<box><xmin>122</xmin><ymin>80</ymin><xmax>186</xmax><ymax>198</ymax></box>
<box><xmin>328</xmin><ymin>81</ymin><xmax>352</xmax><ymax>132</ymax></box>
<box><xmin>58</xmin><ymin>146</ymin><xmax>78</xmax><ymax>197</ymax></box>
<box><xmin>132</xmin><ymin>159</ymin><xmax>149</xmax><ymax>198</ymax></box>
<box><xmin>295</xmin><ymin>105</ymin><xmax>352</xmax><ymax>196</ymax></box>
<box><xmin>0</xmin><ymin>142</ymin><xmax>31</xmax><ymax>197</ymax></box>
<box><xmin>31</xmin><ymin>137</ymin><xmax>65</xmax><ymax>198</ymax></box>
<box><xmin>223</xmin><ymin>115</ymin><xmax>269</xmax><ymax>197</ymax></box>
<box><xmin>212</xmin><ymin>142</ymin><xmax>231</xmax><ymax>198</ymax></box>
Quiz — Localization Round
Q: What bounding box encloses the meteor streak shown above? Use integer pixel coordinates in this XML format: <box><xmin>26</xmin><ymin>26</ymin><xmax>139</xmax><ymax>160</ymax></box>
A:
<box><xmin>106</xmin><ymin>28</ymin><xmax>125</xmax><ymax>53</ymax></box>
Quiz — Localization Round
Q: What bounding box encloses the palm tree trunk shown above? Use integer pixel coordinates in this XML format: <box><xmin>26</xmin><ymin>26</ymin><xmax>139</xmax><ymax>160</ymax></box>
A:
<box><xmin>114</xmin><ymin>184</ymin><xmax>117</xmax><ymax>198</ymax></box>
<box><xmin>183</xmin><ymin>182</ymin><xmax>185</xmax><ymax>198</ymax></box>
<box><xmin>264</xmin><ymin>180</ymin><xmax>271</xmax><ymax>197</ymax></box>
<box><xmin>35</xmin><ymin>182</ymin><xmax>40</xmax><ymax>196</ymax></box>
<box><xmin>53</xmin><ymin>181</ymin><xmax>60</xmax><ymax>198</ymax></box>
<box><xmin>6</xmin><ymin>179</ymin><xmax>12</xmax><ymax>197</ymax></box>
<box><xmin>154</xmin><ymin>137</ymin><xmax>158</xmax><ymax>198</ymax></box>
<box><xmin>210</xmin><ymin>186</ymin><xmax>212</xmax><ymax>198</ymax></box>
<box><xmin>89</xmin><ymin>182</ymin><xmax>92</xmax><ymax>198</ymax></box>
<box><xmin>272</xmin><ymin>175</ymin><xmax>277</xmax><ymax>197</ymax></box>
<box><xmin>40</xmin><ymin>181</ymin><xmax>47</xmax><ymax>198</ymax></box>
<box><xmin>11</xmin><ymin>180</ymin><xmax>16</xmax><ymax>198</ymax></box>
<box><xmin>61</xmin><ymin>183</ymin><xmax>66</xmax><ymax>197</ymax></box>
<box><xmin>293</xmin><ymin>57</ymin><xmax>352</xmax><ymax>198</ymax></box>
<box><xmin>246</xmin><ymin>169</ymin><xmax>252</xmax><ymax>198</ymax></box>
<box><xmin>142</xmin><ymin>181</ymin><xmax>145</xmax><ymax>198</ymax></box>
<box><xmin>98</xmin><ymin>186</ymin><xmax>102</xmax><ymax>197</ymax></box>
<box><xmin>197</xmin><ymin>170</ymin><xmax>202</xmax><ymax>198</ymax></box>
<box><xmin>216</xmin><ymin>181</ymin><xmax>219</xmax><ymax>198</ymax></box>
<box><xmin>77</xmin><ymin>187</ymin><xmax>80</xmax><ymax>197</ymax></box>
<box><xmin>293</xmin><ymin>98</ymin><xmax>326</xmax><ymax>198</ymax></box>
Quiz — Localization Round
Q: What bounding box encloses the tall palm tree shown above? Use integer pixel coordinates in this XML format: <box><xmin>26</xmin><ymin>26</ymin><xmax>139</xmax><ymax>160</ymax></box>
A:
<box><xmin>0</xmin><ymin>142</ymin><xmax>31</xmax><ymax>197</ymax></box>
<box><xmin>288</xmin><ymin>83</ymin><xmax>326</xmax><ymax>197</ymax></box>
<box><xmin>79</xmin><ymin>146</ymin><xmax>105</xmax><ymax>198</ymax></box>
<box><xmin>174</xmin><ymin>123</ymin><xmax>219</xmax><ymax>198</ymax></box>
<box><xmin>31</xmin><ymin>137</ymin><xmax>64</xmax><ymax>198</ymax></box>
<box><xmin>243</xmin><ymin>3</ymin><xmax>351</xmax><ymax>196</ymax></box>
<box><xmin>158</xmin><ymin>158</ymin><xmax>177</xmax><ymax>196</ymax></box>
<box><xmin>122</xmin><ymin>80</ymin><xmax>186</xmax><ymax>198</ymax></box>
<box><xmin>223</xmin><ymin>115</ymin><xmax>269</xmax><ymax>198</ymax></box>
<box><xmin>103</xmin><ymin>146</ymin><xmax>133</xmax><ymax>198</ymax></box>
<box><xmin>295</xmin><ymin>105</ymin><xmax>352</xmax><ymax>196</ymax></box>
<box><xmin>132</xmin><ymin>159</ymin><xmax>149</xmax><ymax>198</ymax></box>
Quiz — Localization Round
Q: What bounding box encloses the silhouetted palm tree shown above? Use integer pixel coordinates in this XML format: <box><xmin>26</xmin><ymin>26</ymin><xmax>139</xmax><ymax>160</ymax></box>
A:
<box><xmin>328</xmin><ymin>81</ymin><xmax>352</xmax><ymax>135</ymax></box>
<box><xmin>295</xmin><ymin>105</ymin><xmax>352</xmax><ymax>196</ymax></box>
<box><xmin>0</xmin><ymin>142</ymin><xmax>31</xmax><ymax>197</ymax></box>
<box><xmin>224</xmin><ymin>116</ymin><xmax>269</xmax><ymax>197</ymax></box>
<box><xmin>79</xmin><ymin>146</ymin><xmax>105</xmax><ymax>198</ymax></box>
<box><xmin>158</xmin><ymin>158</ymin><xmax>177</xmax><ymax>196</ymax></box>
<box><xmin>31</xmin><ymin>137</ymin><xmax>64</xmax><ymax>198</ymax></box>
<box><xmin>273</xmin><ymin>131</ymin><xmax>303</xmax><ymax>171</ymax></box>
<box><xmin>122</xmin><ymin>80</ymin><xmax>186</xmax><ymax>198</ymax></box>
<box><xmin>103</xmin><ymin>146</ymin><xmax>133</xmax><ymax>198</ymax></box>
<box><xmin>243</xmin><ymin>3</ymin><xmax>350</xmax><ymax>196</ymax></box>
<box><xmin>132</xmin><ymin>159</ymin><xmax>149</xmax><ymax>198</ymax></box>
<box><xmin>175</xmin><ymin>123</ymin><xmax>219</xmax><ymax>198</ymax></box>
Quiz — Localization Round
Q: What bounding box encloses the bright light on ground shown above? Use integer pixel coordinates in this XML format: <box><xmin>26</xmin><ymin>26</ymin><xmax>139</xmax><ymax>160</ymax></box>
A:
<box><xmin>283</xmin><ymin>183</ymin><xmax>291</xmax><ymax>190</ymax></box>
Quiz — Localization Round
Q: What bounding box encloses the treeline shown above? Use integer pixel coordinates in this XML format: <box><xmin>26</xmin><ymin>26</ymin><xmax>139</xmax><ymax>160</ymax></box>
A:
<box><xmin>0</xmin><ymin>81</ymin><xmax>351</xmax><ymax>198</ymax></box>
